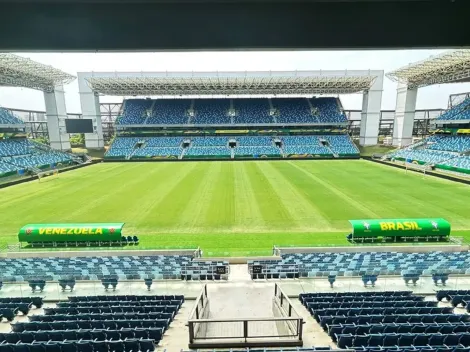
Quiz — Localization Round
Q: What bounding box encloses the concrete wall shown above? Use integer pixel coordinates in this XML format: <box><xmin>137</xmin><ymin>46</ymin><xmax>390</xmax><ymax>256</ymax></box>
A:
<box><xmin>1</xmin><ymin>249</ymin><xmax>197</xmax><ymax>259</ymax></box>
<box><xmin>278</xmin><ymin>244</ymin><xmax>468</xmax><ymax>254</ymax></box>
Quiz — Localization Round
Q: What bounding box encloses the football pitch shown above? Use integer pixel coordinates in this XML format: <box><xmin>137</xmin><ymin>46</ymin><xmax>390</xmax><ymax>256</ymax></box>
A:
<box><xmin>0</xmin><ymin>160</ymin><xmax>469</xmax><ymax>256</ymax></box>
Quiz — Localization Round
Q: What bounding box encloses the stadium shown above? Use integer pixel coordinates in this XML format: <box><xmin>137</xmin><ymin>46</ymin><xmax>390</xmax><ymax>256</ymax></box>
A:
<box><xmin>0</xmin><ymin>49</ymin><xmax>470</xmax><ymax>352</ymax></box>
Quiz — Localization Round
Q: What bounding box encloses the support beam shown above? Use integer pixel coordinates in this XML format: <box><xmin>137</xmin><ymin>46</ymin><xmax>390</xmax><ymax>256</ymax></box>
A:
<box><xmin>43</xmin><ymin>84</ymin><xmax>71</xmax><ymax>151</ymax></box>
<box><xmin>359</xmin><ymin>71</ymin><xmax>383</xmax><ymax>146</ymax></box>
<box><xmin>392</xmin><ymin>82</ymin><xmax>417</xmax><ymax>147</ymax></box>
<box><xmin>78</xmin><ymin>73</ymin><xmax>104</xmax><ymax>149</ymax></box>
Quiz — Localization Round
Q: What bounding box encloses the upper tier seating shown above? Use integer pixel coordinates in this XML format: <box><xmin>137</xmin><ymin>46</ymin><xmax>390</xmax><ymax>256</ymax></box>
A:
<box><xmin>313</xmin><ymin>97</ymin><xmax>348</xmax><ymax>123</ymax></box>
<box><xmin>249</xmin><ymin>251</ymin><xmax>470</xmax><ymax>278</ymax></box>
<box><xmin>117</xmin><ymin>99</ymin><xmax>153</xmax><ymax>125</ymax></box>
<box><xmin>274</xmin><ymin>98</ymin><xmax>315</xmax><ymax>124</ymax></box>
<box><xmin>118</xmin><ymin>97</ymin><xmax>347</xmax><ymax>125</ymax></box>
<box><xmin>193</xmin><ymin>99</ymin><xmax>230</xmax><ymax>124</ymax></box>
<box><xmin>0</xmin><ymin>108</ymin><xmax>24</xmax><ymax>125</ymax></box>
<box><xmin>437</xmin><ymin>98</ymin><xmax>470</xmax><ymax>121</ymax></box>
<box><xmin>234</xmin><ymin>99</ymin><xmax>273</xmax><ymax>124</ymax></box>
<box><xmin>147</xmin><ymin>100</ymin><xmax>190</xmax><ymax>125</ymax></box>
<box><xmin>0</xmin><ymin>256</ymin><xmax>229</xmax><ymax>282</ymax></box>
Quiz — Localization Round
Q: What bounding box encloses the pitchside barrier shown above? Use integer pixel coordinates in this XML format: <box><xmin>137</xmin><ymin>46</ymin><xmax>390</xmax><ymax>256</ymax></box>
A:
<box><xmin>17</xmin><ymin>223</ymin><xmax>138</xmax><ymax>247</ymax></box>
<box><xmin>347</xmin><ymin>218</ymin><xmax>451</xmax><ymax>243</ymax></box>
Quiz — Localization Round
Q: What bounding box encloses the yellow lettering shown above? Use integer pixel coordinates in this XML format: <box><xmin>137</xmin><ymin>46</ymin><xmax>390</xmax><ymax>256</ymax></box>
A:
<box><xmin>52</xmin><ymin>228</ymin><xmax>59</xmax><ymax>235</ymax></box>
<box><xmin>396</xmin><ymin>223</ymin><xmax>404</xmax><ymax>231</ymax></box>
<box><xmin>380</xmin><ymin>222</ymin><xmax>388</xmax><ymax>231</ymax></box>
<box><xmin>404</xmin><ymin>222</ymin><xmax>412</xmax><ymax>230</ymax></box>
<box><xmin>67</xmin><ymin>229</ymin><xmax>73</xmax><ymax>235</ymax></box>
<box><xmin>60</xmin><ymin>228</ymin><xmax>66</xmax><ymax>235</ymax></box>
<box><xmin>414</xmin><ymin>222</ymin><xmax>422</xmax><ymax>230</ymax></box>
<box><xmin>46</xmin><ymin>229</ymin><xmax>52</xmax><ymax>235</ymax></box>
<box><xmin>39</xmin><ymin>229</ymin><xmax>46</xmax><ymax>235</ymax></box>
<box><xmin>74</xmin><ymin>228</ymin><xmax>80</xmax><ymax>235</ymax></box>
<box><xmin>388</xmin><ymin>222</ymin><xmax>395</xmax><ymax>230</ymax></box>
<box><xmin>83</xmin><ymin>228</ymin><xmax>88</xmax><ymax>235</ymax></box>
<box><xmin>95</xmin><ymin>228</ymin><xmax>103</xmax><ymax>235</ymax></box>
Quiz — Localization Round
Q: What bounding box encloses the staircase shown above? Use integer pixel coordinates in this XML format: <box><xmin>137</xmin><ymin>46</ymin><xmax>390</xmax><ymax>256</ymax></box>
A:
<box><xmin>143</xmin><ymin>100</ymin><xmax>157</xmax><ymax>124</ymax></box>
<box><xmin>306</xmin><ymin>98</ymin><xmax>319</xmax><ymax>123</ymax></box>
<box><xmin>29</xmin><ymin>166</ymin><xmax>42</xmax><ymax>174</ymax></box>
<box><xmin>127</xmin><ymin>141</ymin><xmax>144</xmax><ymax>160</ymax></box>
<box><xmin>230</xmin><ymin>148</ymin><xmax>235</xmax><ymax>159</ymax></box>
<box><xmin>179</xmin><ymin>147</ymin><xmax>187</xmax><ymax>160</ymax></box>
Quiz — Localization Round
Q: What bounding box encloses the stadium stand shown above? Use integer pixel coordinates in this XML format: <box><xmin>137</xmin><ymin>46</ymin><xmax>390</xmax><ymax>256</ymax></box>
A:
<box><xmin>236</xmin><ymin>136</ymin><xmax>280</xmax><ymax>156</ymax></box>
<box><xmin>301</xmin><ymin>290</ymin><xmax>470</xmax><ymax>351</ymax></box>
<box><xmin>193</xmin><ymin>99</ymin><xmax>231</xmax><ymax>124</ymax></box>
<box><xmin>249</xmin><ymin>251</ymin><xmax>470</xmax><ymax>279</ymax></box>
<box><xmin>105</xmin><ymin>137</ymin><xmax>141</xmax><ymax>158</ymax></box>
<box><xmin>133</xmin><ymin>137</ymin><xmax>183</xmax><ymax>158</ymax></box>
<box><xmin>274</xmin><ymin>98</ymin><xmax>315</xmax><ymax>124</ymax></box>
<box><xmin>388</xmin><ymin>134</ymin><xmax>470</xmax><ymax>171</ymax></box>
<box><xmin>282</xmin><ymin>136</ymin><xmax>331</xmax><ymax>155</ymax></box>
<box><xmin>116</xmin><ymin>99</ymin><xmax>152</xmax><ymax>125</ymax></box>
<box><xmin>0</xmin><ymin>139</ymin><xmax>73</xmax><ymax>175</ymax></box>
<box><xmin>117</xmin><ymin>97</ymin><xmax>347</xmax><ymax>125</ymax></box>
<box><xmin>436</xmin><ymin>97</ymin><xmax>470</xmax><ymax>121</ymax></box>
<box><xmin>0</xmin><ymin>295</ymin><xmax>184</xmax><ymax>352</ymax></box>
<box><xmin>233</xmin><ymin>98</ymin><xmax>273</xmax><ymax>124</ymax></box>
<box><xmin>147</xmin><ymin>99</ymin><xmax>190</xmax><ymax>125</ymax></box>
<box><xmin>0</xmin><ymin>107</ymin><xmax>24</xmax><ymax>125</ymax></box>
<box><xmin>0</xmin><ymin>255</ymin><xmax>229</xmax><ymax>282</ymax></box>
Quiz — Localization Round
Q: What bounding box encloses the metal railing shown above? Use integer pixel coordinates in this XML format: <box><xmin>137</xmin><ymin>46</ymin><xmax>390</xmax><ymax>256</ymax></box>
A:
<box><xmin>187</xmin><ymin>283</ymin><xmax>303</xmax><ymax>348</ymax></box>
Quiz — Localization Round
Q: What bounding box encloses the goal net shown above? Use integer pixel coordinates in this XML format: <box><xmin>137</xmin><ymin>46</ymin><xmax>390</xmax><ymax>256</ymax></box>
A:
<box><xmin>38</xmin><ymin>169</ymin><xmax>59</xmax><ymax>182</ymax></box>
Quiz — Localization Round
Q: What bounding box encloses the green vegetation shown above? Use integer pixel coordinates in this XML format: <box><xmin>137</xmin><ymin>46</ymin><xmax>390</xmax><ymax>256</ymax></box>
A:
<box><xmin>0</xmin><ymin>160</ymin><xmax>469</xmax><ymax>256</ymax></box>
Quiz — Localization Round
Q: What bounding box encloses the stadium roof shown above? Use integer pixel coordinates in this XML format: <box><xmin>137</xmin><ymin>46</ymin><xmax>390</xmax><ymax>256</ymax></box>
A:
<box><xmin>0</xmin><ymin>54</ymin><xmax>76</xmax><ymax>92</ymax></box>
<box><xmin>84</xmin><ymin>71</ymin><xmax>378</xmax><ymax>96</ymax></box>
<box><xmin>387</xmin><ymin>50</ymin><xmax>470</xmax><ymax>89</ymax></box>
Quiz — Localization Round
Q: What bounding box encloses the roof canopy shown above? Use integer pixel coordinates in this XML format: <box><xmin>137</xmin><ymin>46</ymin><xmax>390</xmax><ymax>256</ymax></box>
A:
<box><xmin>0</xmin><ymin>54</ymin><xmax>76</xmax><ymax>92</ymax></box>
<box><xmin>84</xmin><ymin>70</ymin><xmax>378</xmax><ymax>96</ymax></box>
<box><xmin>387</xmin><ymin>50</ymin><xmax>470</xmax><ymax>89</ymax></box>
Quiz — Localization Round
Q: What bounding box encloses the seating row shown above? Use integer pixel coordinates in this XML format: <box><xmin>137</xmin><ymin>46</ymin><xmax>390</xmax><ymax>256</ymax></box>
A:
<box><xmin>353</xmin><ymin>345</ymin><xmax>470</xmax><ymax>352</ymax></box>
<box><xmin>0</xmin><ymin>338</ymin><xmax>155</xmax><ymax>352</ymax></box>
<box><xmin>29</xmin><ymin>314</ymin><xmax>172</xmax><ymax>324</ymax></box>
<box><xmin>319</xmin><ymin>314</ymin><xmax>470</xmax><ymax>330</ymax></box>
<box><xmin>0</xmin><ymin>298</ymin><xmax>43</xmax><ymax>307</ymax></box>
<box><xmin>436</xmin><ymin>290</ymin><xmax>470</xmax><ymax>302</ymax></box>
<box><xmin>313</xmin><ymin>307</ymin><xmax>453</xmax><ymax>321</ymax></box>
<box><xmin>328</xmin><ymin>322</ymin><xmax>470</xmax><ymax>340</ymax></box>
<box><xmin>58</xmin><ymin>301</ymin><xmax>181</xmax><ymax>308</ymax></box>
<box><xmin>306</xmin><ymin>301</ymin><xmax>435</xmax><ymax>310</ymax></box>
<box><xmin>0</xmin><ymin>329</ymin><xmax>163</xmax><ymax>344</ymax></box>
<box><xmin>67</xmin><ymin>295</ymin><xmax>184</xmax><ymax>303</ymax></box>
<box><xmin>12</xmin><ymin>320</ymin><xmax>170</xmax><ymax>332</ymax></box>
<box><xmin>44</xmin><ymin>306</ymin><xmax>178</xmax><ymax>316</ymax></box>
<box><xmin>301</xmin><ymin>296</ymin><xmax>423</xmax><ymax>306</ymax></box>
<box><xmin>337</xmin><ymin>332</ymin><xmax>470</xmax><ymax>349</ymax></box>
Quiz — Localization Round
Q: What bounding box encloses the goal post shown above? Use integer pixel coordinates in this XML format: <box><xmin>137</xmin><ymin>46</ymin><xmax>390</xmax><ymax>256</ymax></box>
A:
<box><xmin>38</xmin><ymin>169</ymin><xmax>59</xmax><ymax>182</ymax></box>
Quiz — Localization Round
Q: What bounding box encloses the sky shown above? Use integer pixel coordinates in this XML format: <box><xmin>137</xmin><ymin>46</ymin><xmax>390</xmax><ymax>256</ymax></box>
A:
<box><xmin>1</xmin><ymin>50</ymin><xmax>470</xmax><ymax>114</ymax></box>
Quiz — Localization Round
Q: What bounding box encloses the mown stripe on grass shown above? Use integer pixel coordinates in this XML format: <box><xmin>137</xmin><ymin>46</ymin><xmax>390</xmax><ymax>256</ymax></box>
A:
<box><xmin>232</xmin><ymin>162</ymin><xmax>265</xmax><ymax>231</ymax></box>
<box><xmin>245</xmin><ymin>162</ymin><xmax>296</xmax><ymax>228</ymax></box>
<box><xmin>258</xmin><ymin>161</ymin><xmax>332</xmax><ymax>231</ymax></box>
<box><xmin>288</xmin><ymin>161</ymin><xmax>381</xmax><ymax>219</ymax></box>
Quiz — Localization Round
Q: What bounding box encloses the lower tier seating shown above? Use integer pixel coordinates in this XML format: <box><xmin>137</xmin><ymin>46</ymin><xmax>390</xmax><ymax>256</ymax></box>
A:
<box><xmin>0</xmin><ymin>255</ymin><xmax>229</xmax><ymax>282</ymax></box>
<box><xmin>249</xmin><ymin>251</ymin><xmax>470</xmax><ymax>278</ymax></box>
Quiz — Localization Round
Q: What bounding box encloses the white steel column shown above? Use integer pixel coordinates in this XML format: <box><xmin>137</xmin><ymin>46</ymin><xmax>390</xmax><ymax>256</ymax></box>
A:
<box><xmin>359</xmin><ymin>71</ymin><xmax>384</xmax><ymax>146</ymax></box>
<box><xmin>43</xmin><ymin>84</ymin><xmax>71</xmax><ymax>151</ymax></box>
<box><xmin>392</xmin><ymin>82</ymin><xmax>417</xmax><ymax>147</ymax></box>
<box><xmin>78</xmin><ymin>73</ymin><xmax>104</xmax><ymax>149</ymax></box>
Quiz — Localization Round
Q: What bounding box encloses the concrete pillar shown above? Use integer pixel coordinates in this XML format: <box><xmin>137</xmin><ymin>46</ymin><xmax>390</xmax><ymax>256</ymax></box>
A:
<box><xmin>359</xmin><ymin>71</ymin><xmax>384</xmax><ymax>146</ymax></box>
<box><xmin>78</xmin><ymin>73</ymin><xmax>104</xmax><ymax>149</ymax></box>
<box><xmin>44</xmin><ymin>84</ymin><xmax>71</xmax><ymax>151</ymax></box>
<box><xmin>392</xmin><ymin>82</ymin><xmax>417</xmax><ymax>147</ymax></box>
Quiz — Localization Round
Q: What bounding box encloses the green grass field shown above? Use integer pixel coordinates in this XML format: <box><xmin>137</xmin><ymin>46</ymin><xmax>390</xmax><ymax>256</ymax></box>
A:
<box><xmin>0</xmin><ymin>160</ymin><xmax>469</xmax><ymax>256</ymax></box>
